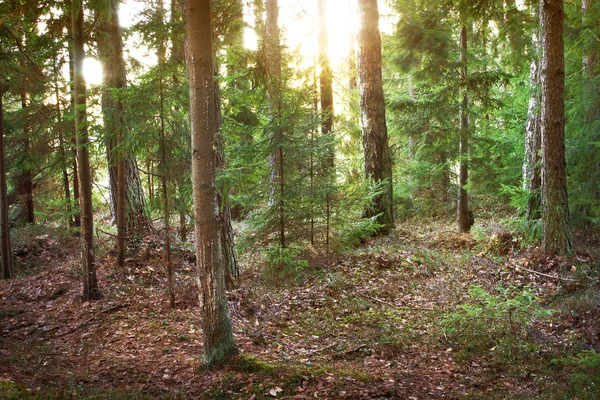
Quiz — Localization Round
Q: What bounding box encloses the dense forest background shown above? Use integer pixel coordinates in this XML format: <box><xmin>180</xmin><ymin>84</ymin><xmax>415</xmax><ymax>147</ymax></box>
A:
<box><xmin>0</xmin><ymin>0</ymin><xmax>599</xmax><ymax>398</ymax></box>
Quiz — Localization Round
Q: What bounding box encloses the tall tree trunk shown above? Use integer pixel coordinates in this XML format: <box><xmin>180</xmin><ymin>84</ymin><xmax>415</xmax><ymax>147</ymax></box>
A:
<box><xmin>357</xmin><ymin>0</ymin><xmax>394</xmax><ymax>233</ymax></box>
<box><xmin>184</xmin><ymin>0</ymin><xmax>237</xmax><ymax>365</ymax></box>
<box><xmin>523</xmin><ymin>15</ymin><xmax>542</xmax><ymax>220</ymax></box>
<box><xmin>0</xmin><ymin>90</ymin><xmax>13</xmax><ymax>280</ymax></box>
<box><xmin>72</xmin><ymin>0</ymin><xmax>100</xmax><ymax>300</ymax></box>
<box><xmin>265</xmin><ymin>0</ymin><xmax>285</xmax><ymax>248</ymax></box>
<box><xmin>318</xmin><ymin>0</ymin><xmax>334</xmax><ymax>251</ymax></box>
<box><xmin>540</xmin><ymin>0</ymin><xmax>573</xmax><ymax>255</ymax></box>
<box><xmin>19</xmin><ymin>93</ymin><xmax>35</xmax><ymax>225</ymax></box>
<box><xmin>157</xmin><ymin>0</ymin><xmax>175</xmax><ymax>307</ymax></box>
<box><xmin>54</xmin><ymin>60</ymin><xmax>73</xmax><ymax>228</ymax></box>
<box><xmin>68</xmin><ymin>42</ymin><xmax>81</xmax><ymax>228</ymax></box>
<box><xmin>97</xmin><ymin>0</ymin><xmax>148</xmax><ymax>238</ymax></box>
<box><xmin>457</xmin><ymin>24</ymin><xmax>471</xmax><ymax>233</ymax></box>
<box><xmin>214</xmin><ymin>84</ymin><xmax>240</xmax><ymax>289</ymax></box>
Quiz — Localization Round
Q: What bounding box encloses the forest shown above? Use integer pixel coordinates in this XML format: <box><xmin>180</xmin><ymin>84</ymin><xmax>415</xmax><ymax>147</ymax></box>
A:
<box><xmin>0</xmin><ymin>0</ymin><xmax>599</xmax><ymax>398</ymax></box>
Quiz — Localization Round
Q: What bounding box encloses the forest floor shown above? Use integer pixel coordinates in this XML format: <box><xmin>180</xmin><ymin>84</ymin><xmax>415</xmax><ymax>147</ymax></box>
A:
<box><xmin>1</xmin><ymin>218</ymin><xmax>599</xmax><ymax>399</ymax></box>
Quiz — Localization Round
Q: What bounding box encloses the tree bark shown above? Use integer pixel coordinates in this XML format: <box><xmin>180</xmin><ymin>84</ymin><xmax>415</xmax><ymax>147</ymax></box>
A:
<box><xmin>457</xmin><ymin>24</ymin><xmax>471</xmax><ymax>233</ymax></box>
<box><xmin>523</xmin><ymin>17</ymin><xmax>542</xmax><ymax>220</ymax></box>
<box><xmin>214</xmin><ymin>84</ymin><xmax>240</xmax><ymax>289</ymax></box>
<box><xmin>540</xmin><ymin>0</ymin><xmax>573</xmax><ymax>255</ymax></box>
<box><xmin>184</xmin><ymin>0</ymin><xmax>237</xmax><ymax>365</ymax></box>
<box><xmin>54</xmin><ymin>60</ymin><xmax>73</xmax><ymax>228</ymax></box>
<box><xmin>357</xmin><ymin>0</ymin><xmax>394</xmax><ymax>233</ymax></box>
<box><xmin>0</xmin><ymin>90</ymin><xmax>13</xmax><ymax>280</ymax></box>
<box><xmin>72</xmin><ymin>0</ymin><xmax>100</xmax><ymax>300</ymax></box>
<box><xmin>68</xmin><ymin>42</ymin><xmax>81</xmax><ymax>228</ymax></box>
<box><xmin>157</xmin><ymin>0</ymin><xmax>175</xmax><ymax>308</ymax></box>
<box><xmin>16</xmin><ymin>93</ymin><xmax>35</xmax><ymax>225</ymax></box>
<box><xmin>97</xmin><ymin>0</ymin><xmax>148</xmax><ymax>239</ymax></box>
<box><xmin>265</xmin><ymin>0</ymin><xmax>285</xmax><ymax>248</ymax></box>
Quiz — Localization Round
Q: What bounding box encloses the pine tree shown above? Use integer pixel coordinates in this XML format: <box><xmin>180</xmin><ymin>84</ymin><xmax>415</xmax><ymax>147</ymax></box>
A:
<box><xmin>540</xmin><ymin>0</ymin><xmax>573</xmax><ymax>255</ymax></box>
<box><xmin>184</xmin><ymin>0</ymin><xmax>237</xmax><ymax>365</ymax></box>
<box><xmin>72</xmin><ymin>0</ymin><xmax>100</xmax><ymax>300</ymax></box>
<box><xmin>357</xmin><ymin>0</ymin><xmax>394</xmax><ymax>233</ymax></box>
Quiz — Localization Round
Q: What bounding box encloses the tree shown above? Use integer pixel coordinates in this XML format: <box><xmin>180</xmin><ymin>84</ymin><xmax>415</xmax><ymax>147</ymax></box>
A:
<box><xmin>0</xmin><ymin>88</ymin><xmax>13</xmax><ymax>280</ymax></box>
<box><xmin>72</xmin><ymin>0</ymin><xmax>100</xmax><ymax>300</ymax></box>
<box><xmin>318</xmin><ymin>0</ymin><xmax>335</xmax><ymax>249</ymax></box>
<box><xmin>356</xmin><ymin>0</ymin><xmax>394</xmax><ymax>233</ymax></box>
<box><xmin>96</xmin><ymin>0</ymin><xmax>148</xmax><ymax>241</ymax></box>
<box><xmin>96</xmin><ymin>0</ymin><xmax>127</xmax><ymax>269</ymax></box>
<box><xmin>540</xmin><ymin>0</ymin><xmax>573</xmax><ymax>255</ymax></box>
<box><xmin>457</xmin><ymin>23</ymin><xmax>471</xmax><ymax>233</ymax></box>
<box><xmin>265</xmin><ymin>0</ymin><xmax>286</xmax><ymax>249</ymax></box>
<box><xmin>184</xmin><ymin>0</ymin><xmax>237</xmax><ymax>365</ymax></box>
<box><xmin>523</xmin><ymin>9</ymin><xmax>541</xmax><ymax>221</ymax></box>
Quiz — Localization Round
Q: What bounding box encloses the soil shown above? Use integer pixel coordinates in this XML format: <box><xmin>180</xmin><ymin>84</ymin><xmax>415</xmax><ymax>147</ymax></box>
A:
<box><xmin>1</xmin><ymin>220</ymin><xmax>599</xmax><ymax>399</ymax></box>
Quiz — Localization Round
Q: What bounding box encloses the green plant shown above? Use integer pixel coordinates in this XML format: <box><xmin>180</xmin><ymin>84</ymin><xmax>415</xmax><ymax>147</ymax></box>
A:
<box><xmin>561</xmin><ymin>350</ymin><xmax>600</xmax><ymax>399</ymax></box>
<box><xmin>263</xmin><ymin>243</ymin><xmax>308</xmax><ymax>277</ymax></box>
<box><xmin>442</xmin><ymin>285</ymin><xmax>553</xmax><ymax>361</ymax></box>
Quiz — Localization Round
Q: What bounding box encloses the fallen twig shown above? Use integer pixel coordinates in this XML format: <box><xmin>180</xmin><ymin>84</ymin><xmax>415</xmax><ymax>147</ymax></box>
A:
<box><xmin>515</xmin><ymin>266</ymin><xmax>577</xmax><ymax>282</ymax></box>
<box><xmin>230</xmin><ymin>309</ymin><xmax>303</xmax><ymax>355</ymax></box>
<box><xmin>356</xmin><ymin>291</ymin><xmax>436</xmax><ymax>311</ymax></box>
<box><xmin>306</xmin><ymin>341</ymin><xmax>341</xmax><ymax>357</ymax></box>
<box><xmin>55</xmin><ymin>303</ymin><xmax>129</xmax><ymax>338</ymax></box>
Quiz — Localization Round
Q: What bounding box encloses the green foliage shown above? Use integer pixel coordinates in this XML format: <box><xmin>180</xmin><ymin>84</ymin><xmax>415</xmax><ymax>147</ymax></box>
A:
<box><xmin>560</xmin><ymin>351</ymin><xmax>600</xmax><ymax>399</ymax></box>
<box><xmin>263</xmin><ymin>243</ymin><xmax>308</xmax><ymax>278</ymax></box>
<box><xmin>442</xmin><ymin>285</ymin><xmax>553</xmax><ymax>362</ymax></box>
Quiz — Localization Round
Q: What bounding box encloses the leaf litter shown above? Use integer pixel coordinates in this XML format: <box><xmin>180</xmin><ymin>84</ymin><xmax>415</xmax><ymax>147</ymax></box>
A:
<box><xmin>0</xmin><ymin>219</ymin><xmax>599</xmax><ymax>398</ymax></box>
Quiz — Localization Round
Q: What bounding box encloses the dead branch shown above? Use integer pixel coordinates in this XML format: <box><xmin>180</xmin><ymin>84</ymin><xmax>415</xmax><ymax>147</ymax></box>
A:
<box><xmin>55</xmin><ymin>303</ymin><xmax>129</xmax><ymax>338</ymax></box>
<box><xmin>516</xmin><ymin>266</ymin><xmax>577</xmax><ymax>282</ymax></box>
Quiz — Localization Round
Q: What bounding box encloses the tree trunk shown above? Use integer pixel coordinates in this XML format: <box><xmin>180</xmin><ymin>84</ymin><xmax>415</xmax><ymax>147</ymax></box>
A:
<box><xmin>184</xmin><ymin>0</ymin><xmax>237</xmax><ymax>365</ymax></box>
<box><xmin>54</xmin><ymin>60</ymin><xmax>73</xmax><ymax>228</ymax></box>
<box><xmin>318</xmin><ymin>0</ymin><xmax>335</xmax><ymax>250</ymax></box>
<box><xmin>157</xmin><ymin>0</ymin><xmax>175</xmax><ymax>308</ymax></box>
<box><xmin>0</xmin><ymin>90</ymin><xmax>13</xmax><ymax>280</ymax></box>
<box><xmin>357</xmin><ymin>0</ymin><xmax>394</xmax><ymax>233</ymax></box>
<box><xmin>97</xmin><ymin>0</ymin><xmax>148</xmax><ymax>238</ymax></box>
<box><xmin>265</xmin><ymin>0</ymin><xmax>285</xmax><ymax>248</ymax></box>
<box><xmin>18</xmin><ymin>93</ymin><xmax>35</xmax><ymax>225</ymax></box>
<box><xmin>523</xmin><ymin>17</ymin><xmax>542</xmax><ymax>220</ymax></box>
<box><xmin>68</xmin><ymin>43</ymin><xmax>81</xmax><ymax>228</ymax></box>
<box><xmin>72</xmin><ymin>0</ymin><xmax>100</xmax><ymax>300</ymax></box>
<box><xmin>457</xmin><ymin>24</ymin><xmax>471</xmax><ymax>233</ymax></box>
<box><xmin>540</xmin><ymin>0</ymin><xmax>573</xmax><ymax>255</ymax></box>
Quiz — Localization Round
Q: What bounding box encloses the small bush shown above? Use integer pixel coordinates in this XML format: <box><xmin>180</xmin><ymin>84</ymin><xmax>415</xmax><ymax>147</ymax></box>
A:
<box><xmin>560</xmin><ymin>350</ymin><xmax>600</xmax><ymax>399</ymax></box>
<box><xmin>442</xmin><ymin>285</ymin><xmax>553</xmax><ymax>362</ymax></box>
<box><xmin>263</xmin><ymin>243</ymin><xmax>308</xmax><ymax>279</ymax></box>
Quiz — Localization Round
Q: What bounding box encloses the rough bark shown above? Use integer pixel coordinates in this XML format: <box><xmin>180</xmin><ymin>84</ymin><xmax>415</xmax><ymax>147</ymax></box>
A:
<box><xmin>97</xmin><ymin>0</ymin><xmax>148</xmax><ymax>237</ymax></box>
<box><xmin>156</xmin><ymin>0</ymin><xmax>175</xmax><ymax>307</ymax></box>
<box><xmin>68</xmin><ymin>43</ymin><xmax>81</xmax><ymax>228</ymax></box>
<box><xmin>184</xmin><ymin>0</ymin><xmax>237</xmax><ymax>365</ymax></box>
<box><xmin>540</xmin><ymin>0</ymin><xmax>573</xmax><ymax>255</ymax></box>
<box><xmin>54</xmin><ymin>60</ymin><xmax>73</xmax><ymax>228</ymax></box>
<box><xmin>72</xmin><ymin>0</ymin><xmax>100</xmax><ymax>300</ymax></box>
<box><xmin>13</xmin><ymin>93</ymin><xmax>35</xmax><ymax>225</ymax></box>
<box><xmin>214</xmin><ymin>84</ymin><xmax>239</xmax><ymax>289</ymax></box>
<box><xmin>357</xmin><ymin>0</ymin><xmax>394</xmax><ymax>233</ymax></box>
<box><xmin>457</xmin><ymin>25</ymin><xmax>471</xmax><ymax>233</ymax></box>
<box><xmin>265</xmin><ymin>0</ymin><xmax>285</xmax><ymax>248</ymax></box>
<box><xmin>0</xmin><ymin>90</ymin><xmax>13</xmax><ymax>279</ymax></box>
<box><xmin>523</xmin><ymin>20</ymin><xmax>542</xmax><ymax>220</ymax></box>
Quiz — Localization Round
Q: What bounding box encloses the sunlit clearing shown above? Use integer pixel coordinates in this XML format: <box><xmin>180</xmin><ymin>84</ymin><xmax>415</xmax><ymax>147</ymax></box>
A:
<box><xmin>84</xmin><ymin>58</ymin><xmax>104</xmax><ymax>86</ymax></box>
